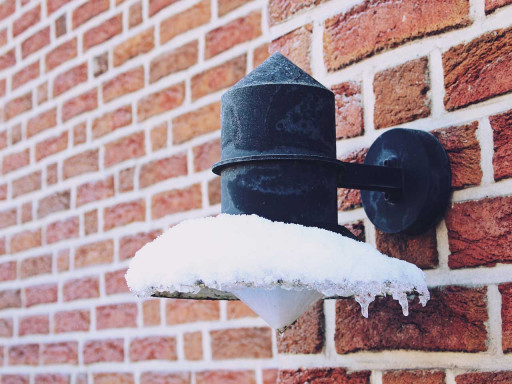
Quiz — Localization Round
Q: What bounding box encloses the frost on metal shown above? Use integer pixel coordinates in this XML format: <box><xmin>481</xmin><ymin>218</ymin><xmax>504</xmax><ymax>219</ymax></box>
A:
<box><xmin>126</xmin><ymin>214</ymin><xmax>430</xmax><ymax>329</ymax></box>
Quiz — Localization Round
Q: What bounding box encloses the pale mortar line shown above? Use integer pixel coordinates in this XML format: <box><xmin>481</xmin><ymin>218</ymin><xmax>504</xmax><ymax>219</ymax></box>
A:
<box><xmin>322</xmin><ymin>299</ymin><xmax>337</xmax><ymax>360</ymax></box>
<box><xmin>487</xmin><ymin>284</ymin><xmax>503</xmax><ymax>356</ymax></box>
<box><xmin>370</xmin><ymin>370</ymin><xmax>382</xmax><ymax>384</ymax></box>
<box><xmin>436</xmin><ymin>219</ymin><xmax>450</xmax><ymax>271</ymax></box>
<box><xmin>429</xmin><ymin>48</ymin><xmax>446</xmax><ymax>118</ymax></box>
<box><xmin>310</xmin><ymin>17</ymin><xmax>326</xmax><ymax>82</ymax></box>
<box><xmin>425</xmin><ymin>264</ymin><xmax>512</xmax><ymax>287</ymax></box>
<box><xmin>362</xmin><ymin>66</ymin><xmax>375</xmax><ymax>134</ymax></box>
<box><xmin>477</xmin><ymin>117</ymin><xmax>496</xmax><ymax>186</ymax></box>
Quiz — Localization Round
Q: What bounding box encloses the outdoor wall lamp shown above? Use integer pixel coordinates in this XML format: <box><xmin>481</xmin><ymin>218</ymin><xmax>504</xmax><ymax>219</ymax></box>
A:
<box><xmin>126</xmin><ymin>53</ymin><xmax>451</xmax><ymax>330</ymax></box>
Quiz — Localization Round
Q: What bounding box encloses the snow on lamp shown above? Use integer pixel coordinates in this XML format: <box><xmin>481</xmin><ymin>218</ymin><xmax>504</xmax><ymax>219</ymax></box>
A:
<box><xmin>126</xmin><ymin>53</ymin><xmax>451</xmax><ymax>331</ymax></box>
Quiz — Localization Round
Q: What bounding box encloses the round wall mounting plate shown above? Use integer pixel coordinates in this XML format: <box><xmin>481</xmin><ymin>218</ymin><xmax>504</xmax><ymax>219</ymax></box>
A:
<box><xmin>361</xmin><ymin>128</ymin><xmax>451</xmax><ymax>235</ymax></box>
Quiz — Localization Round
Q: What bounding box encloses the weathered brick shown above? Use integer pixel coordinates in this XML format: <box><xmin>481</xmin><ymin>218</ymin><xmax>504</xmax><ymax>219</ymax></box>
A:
<box><xmin>269</xmin><ymin>0</ymin><xmax>320</xmax><ymax>25</ymax></box>
<box><xmin>114</xmin><ymin>28</ymin><xmax>154</xmax><ymax>67</ymax></box>
<box><xmin>96</xmin><ymin>303</ymin><xmax>137</xmax><ymax>329</ymax></box>
<box><xmin>46</xmin><ymin>38</ymin><xmax>77</xmax><ymax>72</ymax></box>
<box><xmin>253</xmin><ymin>43</ymin><xmax>270</xmax><ymax>68</ymax></box>
<box><xmin>184</xmin><ymin>331</ymin><xmax>202</xmax><ymax>360</ymax></box>
<box><xmin>193</xmin><ymin>139</ymin><xmax>220</xmax><ymax>172</ymax></box>
<box><xmin>130</xmin><ymin>336</ymin><xmax>177</xmax><ymax>361</ymax></box>
<box><xmin>93</xmin><ymin>52</ymin><xmax>108</xmax><ymax>77</ymax></box>
<box><xmin>143</xmin><ymin>299</ymin><xmax>160</xmax><ymax>326</ymax></box>
<box><xmin>25</xmin><ymin>283</ymin><xmax>58</xmax><ymax>307</ymax></box>
<box><xmin>103</xmin><ymin>66</ymin><xmax>144</xmax><ymax>102</ymax></box>
<box><xmin>63</xmin><ymin>149</ymin><xmax>99</xmax><ymax>179</ymax></box>
<box><xmin>139</xmin><ymin>153</ymin><xmax>188</xmax><ymax>188</ymax></box>
<box><xmin>140</xmin><ymin>373</ymin><xmax>189</xmax><ymax>384</ymax></box>
<box><xmin>270</xmin><ymin>24</ymin><xmax>311</xmax><ymax>73</ymax></box>
<box><xmin>19</xmin><ymin>315</ymin><xmax>49</xmax><ymax>336</ymax></box>
<box><xmin>27</xmin><ymin>108</ymin><xmax>57</xmax><ymax>137</ymax></box>
<box><xmin>119</xmin><ymin>230</ymin><xmax>161</xmax><ymax>260</ymax></box>
<box><xmin>191</xmin><ymin>55</ymin><xmax>246</xmax><ymax>100</ymax></box>
<box><xmin>335</xmin><ymin>286</ymin><xmax>487</xmax><ymax>353</ymax></box>
<box><xmin>62</xmin><ymin>89</ymin><xmax>98</xmax><ymax>121</ymax></box>
<box><xmin>0</xmin><ymin>317</ymin><xmax>13</xmax><ymax>337</ymax></box>
<box><xmin>456</xmin><ymin>371</ymin><xmax>512</xmax><ymax>383</ymax></box>
<box><xmin>9</xmin><ymin>344</ymin><xmax>39</xmax><ymax>365</ymax></box>
<box><xmin>77</xmin><ymin>176</ymin><xmax>115</xmax><ymax>206</ymax></box>
<box><xmin>36</xmin><ymin>131</ymin><xmax>68</xmax><ymax>161</ymax></box>
<box><xmin>84</xmin><ymin>339</ymin><xmax>124</xmax><ymax>364</ymax></box>
<box><xmin>4</xmin><ymin>92</ymin><xmax>32</xmax><ymax>121</ymax></box>
<box><xmin>491</xmin><ymin>110</ymin><xmax>512</xmax><ymax>181</ymax></box>
<box><xmin>166</xmin><ymin>299</ymin><xmax>219</xmax><ymax>324</ymax></box>
<box><xmin>0</xmin><ymin>289</ymin><xmax>21</xmax><ymax>310</ymax></box>
<box><xmin>219</xmin><ymin>0</ymin><xmax>252</xmax><ymax>15</ymax></box>
<box><xmin>137</xmin><ymin>83</ymin><xmax>185</xmax><ymax>121</ymax></box>
<box><xmin>46</xmin><ymin>216</ymin><xmax>79</xmax><ymax>244</ymax></box>
<box><xmin>374</xmin><ymin>58</ymin><xmax>430</xmax><ymax>128</ymax></box>
<box><xmin>444</xmin><ymin>26</ymin><xmax>512</xmax><ymax>110</ymax></box>
<box><xmin>173</xmin><ymin>102</ymin><xmax>221</xmax><ymax>144</ymax></box>
<box><xmin>42</xmin><ymin>341</ymin><xmax>78</xmax><ymax>365</ymax></box>
<box><xmin>22</xmin><ymin>27</ymin><xmax>49</xmax><ymax>58</ymax></box>
<box><xmin>13</xmin><ymin>171</ymin><xmax>41</xmax><ymax>197</ymax></box>
<box><xmin>152</xmin><ymin>184</ymin><xmax>202</xmax><ymax>219</ymax></box>
<box><xmin>12</xmin><ymin>60</ymin><xmax>40</xmax><ymax>89</ymax></box>
<box><xmin>196</xmin><ymin>371</ymin><xmax>256</xmax><ymax>384</ymax></box>
<box><xmin>160</xmin><ymin>0</ymin><xmax>210</xmax><ymax>43</ymax></box>
<box><xmin>279</xmin><ymin>368</ymin><xmax>370</xmax><ymax>384</ymax></box>
<box><xmin>324</xmin><ymin>0</ymin><xmax>470</xmax><ymax>71</ymax></box>
<box><xmin>84</xmin><ymin>210</ymin><xmax>98</xmax><ymax>235</ymax></box>
<box><xmin>119</xmin><ymin>167</ymin><xmax>135</xmax><ymax>192</ymax></box>
<box><xmin>10</xmin><ymin>229</ymin><xmax>41</xmax><ymax>253</ymax></box>
<box><xmin>383</xmin><ymin>370</ymin><xmax>446</xmax><ymax>384</ymax></box>
<box><xmin>75</xmin><ymin>240</ymin><xmax>114</xmax><ymax>268</ymax></box>
<box><xmin>129</xmin><ymin>1</ymin><xmax>142</xmax><ymax>28</ymax></box>
<box><xmin>53</xmin><ymin>63</ymin><xmax>88</xmax><ymax>96</ymax></box>
<box><xmin>208</xmin><ymin>177</ymin><xmax>221</xmax><ymax>205</ymax></box>
<box><xmin>150</xmin><ymin>41</ymin><xmax>198</xmax><ymax>83</ymax></box>
<box><xmin>38</xmin><ymin>190</ymin><xmax>70</xmax><ymax>219</ymax></box>
<box><xmin>13</xmin><ymin>4</ymin><xmax>40</xmax><ymax>36</ymax></box>
<box><xmin>499</xmin><ymin>283</ymin><xmax>512</xmax><ymax>353</ymax></box>
<box><xmin>332</xmin><ymin>82</ymin><xmax>364</xmax><ymax>139</ymax></box>
<box><xmin>486</xmin><ymin>0</ymin><xmax>512</xmax><ymax>13</ymax></box>
<box><xmin>72</xmin><ymin>0</ymin><xmax>109</xmax><ymax>28</ymax></box>
<box><xmin>277</xmin><ymin>300</ymin><xmax>324</xmax><ymax>354</ymax></box>
<box><xmin>105</xmin><ymin>268</ymin><xmax>130</xmax><ymax>295</ymax></box>
<box><xmin>35</xmin><ymin>374</ymin><xmax>70</xmax><ymax>384</ymax></box>
<box><xmin>93</xmin><ymin>373</ymin><xmax>134</xmax><ymax>384</ymax></box>
<box><xmin>432</xmin><ymin>122</ymin><xmax>482</xmax><ymax>188</ymax></box>
<box><xmin>346</xmin><ymin>220</ymin><xmax>366</xmax><ymax>242</ymax></box>
<box><xmin>54</xmin><ymin>310</ymin><xmax>90</xmax><ymax>333</ymax></box>
<box><xmin>55</xmin><ymin>14</ymin><xmax>67</xmax><ymax>36</ymax></box>
<box><xmin>0</xmin><ymin>261</ymin><xmax>16</xmax><ymax>281</ymax></box>
<box><xmin>337</xmin><ymin>149</ymin><xmax>367</xmax><ymax>211</ymax></box>
<box><xmin>92</xmin><ymin>105</ymin><xmax>132</xmax><ymax>138</ymax></box>
<box><xmin>211</xmin><ymin>327</ymin><xmax>273</xmax><ymax>359</ymax></box>
<box><xmin>0</xmin><ymin>208</ymin><xmax>16</xmax><ymax>229</ymax></box>
<box><xmin>83</xmin><ymin>14</ymin><xmax>122</xmax><ymax>51</ymax></box>
<box><xmin>10</xmin><ymin>123</ymin><xmax>22</xmax><ymax>144</ymax></box>
<box><xmin>151</xmin><ymin>122</ymin><xmax>167</xmax><ymax>151</ymax></box>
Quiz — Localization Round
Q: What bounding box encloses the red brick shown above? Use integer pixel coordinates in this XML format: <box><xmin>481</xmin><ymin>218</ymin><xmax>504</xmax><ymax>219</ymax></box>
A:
<box><xmin>13</xmin><ymin>171</ymin><xmax>41</xmax><ymax>197</ymax></box>
<box><xmin>47</xmin><ymin>0</ymin><xmax>72</xmax><ymax>14</ymax></box>
<box><xmin>149</xmin><ymin>0</ymin><xmax>178</xmax><ymax>15</ymax></box>
<box><xmin>46</xmin><ymin>38</ymin><xmax>77</xmax><ymax>72</ymax></box>
<box><xmin>143</xmin><ymin>299</ymin><xmax>160</xmax><ymax>326</ymax></box>
<box><xmin>25</xmin><ymin>283</ymin><xmax>58</xmax><ymax>307</ymax></box>
<box><xmin>92</xmin><ymin>105</ymin><xmax>132</xmax><ymax>138</ymax></box>
<box><xmin>383</xmin><ymin>370</ymin><xmax>445</xmax><ymax>384</ymax></box>
<box><xmin>103</xmin><ymin>66</ymin><xmax>144</xmax><ymax>103</ymax></box>
<box><xmin>2</xmin><ymin>376</ymin><xmax>30</xmax><ymax>384</ymax></box>
<box><xmin>10</xmin><ymin>123</ymin><xmax>22</xmax><ymax>144</ymax></box>
<box><xmin>0</xmin><ymin>28</ymin><xmax>6</xmax><ymax>47</ymax></box>
<box><xmin>63</xmin><ymin>276</ymin><xmax>99</xmax><ymax>301</ymax></box>
<box><xmin>0</xmin><ymin>208</ymin><xmax>16</xmax><ymax>229</ymax></box>
<box><xmin>35</xmin><ymin>374</ymin><xmax>69</xmax><ymax>384</ymax></box>
<box><xmin>4</xmin><ymin>92</ymin><xmax>32</xmax><ymax>121</ymax></box>
<box><xmin>84</xmin><ymin>210</ymin><xmax>98</xmax><ymax>235</ymax></box>
<box><xmin>491</xmin><ymin>110</ymin><xmax>512</xmax><ymax>181</ymax></box>
<box><xmin>193</xmin><ymin>139</ymin><xmax>220</xmax><ymax>172</ymax></box>
<box><xmin>37</xmin><ymin>82</ymin><xmax>48</xmax><ymax>104</ymax></box>
<box><xmin>172</xmin><ymin>102</ymin><xmax>221</xmax><ymax>144</ymax></box>
<box><xmin>19</xmin><ymin>315</ymin><xmax>49</xmax><ymax>336</ymax></box>
<box><xmin>62</xmin><ymin>89</ymin><xmax>98</xmax><ymax>121</ymax></box>
<box><xmin>77</xmin><ymin>176</ymin><xmax>115</xmax><ymax>207</ymax></box>
<box><xmin>0</xmin><ymin>261</ymin><xmax>16</xmax><ymax>281</ymax></box>
<box><xmin>0</xmin><ymin>184</ymin><xmax>6</xmax><ymax>201</ymax></box>
<box><xmin>119</xmin><ymin>167</ymin><xmax>135</xmax><ymax>192</ymax></box>
<box><xmin>208</xmin><ymin>177</ymin><xmax>221</xmax><ymax>205</ymax></box>
<box><xmin>0</xmin><ymin>50</ymin><xmax>15</xmax><ymax>74</ymax></box>
<box><xmin>432</xmin><ymin>122</ymin><xmax>482</xmax><ymax>188</ymax></box>
<box><xmin>73</xmin><ymin>121</ymin><xmax>87</xmax><ymax>145</ymax></box>
<box><xmin>21</xmin><ymin>254</ymin><xmax>52</xmax><ymax>279</ymax></box>
<box><xmin>57</xmin><ymin>249</ymin><xmax>70</xmax><ymax>272</ymax></box>
<box><xmin>160</xmin><ymin>0</ymin><xmax>210</xmax><ymax>43</ymax></box>
<box><xmin>166</xmin><ymin>299</ymin><xmax>219</xmax><ymax>324</ymax></box>
<box><xmin>22</xmin><ymin>27</ymin><xmax>49</xmax><ymax>58</ymax></box>
<box><xmin>21</xmin><ymin>202</ymin><xmax>32</xmax><ymax>223</ymax></box>
<box><xmin>444</xmin><ymin>26</ymin><xmax>512</xmax><ymax>110</ymax></box>
<box><xmin>191</xmin><ymin>55</ymin><xmax>246</xmax><ymax>100</ymax></box>
<box><xmin>83</xmin><ymin>14</ymin><xmax>122</xmax><ymax>51</ymax></box>
<box><xmin>324</xmin><ymin>0</ymin><xmax>470</xmax><ymax>71</ymax></box>
<box><xmin>27</xmin><ymin>108</ymin><xmax>57</xmax><ymax>137</ymax></box>
<box><xmin>42</xmin><ymin>342</ymin><xmax>78</xmax><ymax>365</ymax></box>
<box><xmin>269</xmin><ymin>0</ymin><xmax>320</xmax><ymax>25</ymax></box>
<box><xmin>486</xmin><ymin>0</ymin><xmax>512</xmax><ymax>13</ymax></box>
<box><xmin>332</xmin><ymin>82</ymin><xmax>364</xmax><ymax>139</ymax></box>
<box><xmin>151</xmin><ymin>122</ymin><xmax>167</xmax><ymax>151</ymax></box>
<box><xmin>10</xmin><ymin>229</ymin><xmax>41</xmax><ymax>253</ymax></box>
<box><xmin>196</xmin><ymin>371</ymin><xmax>256</xmax><ymax>384</ymax></box>
<box><xmin>120</xmin><ymin>230</ymin><xmax>161</xmax><ymax>260</ymax></box>
<box><xmin>54</xmin><ymin>310</ymin><xmax>90</xmax><ymax>333</ymax></box>
<box><xmin>46</xmin><ymin>216</ymin><xmax>79</xmax><ymax>244</ymax></box>
<box><xmin>84</xmin><ymin>339</ymin><xmax>124</xmax><ymax>364</ymax></box>
<box><xmin>337</xmin><ymin>149</ymin><xmax>367</xmax><ymax>211</ymax></box>
<box><xmin>0</xmin><ymin>289</ymin><xmax>21</xmax><ymax>309</ymax></box>
<box><xmin>227</xmin><ymin>301</ymin><xmax>257</xmax><ymax>319</ymax></box>
<box><xmin>0</xmin><ymin>78</ymin><xmax>4</xmax><ymax>97</ymax></box>
<box><xmin>140</xmin><ymin>372</ymin><xmax>189</xmax><ymax>384</ymax></box>
<box><xmin>263</xmin><ymin>370</ymin><xmax>278</xmax><ymax>384</ymax></box>
<box><xmin>53</xmin><ymin>63</ymin><xmax>88</xmax><ymax>96</ymax></box>
<box><xmin>93</xmin><ymin>52</ymin><xmax>108</xmax><ymax>77</ymax></box>
<box><xmin>130</xmin><ymin>336</ymin><xmax>177</xmax><ymax>361</ymax></box>
<box><xmin>75</xmin><ymin>240</ymin><xmax>114</xmax><ymax>268</ymax></box>
<box><xmin>72</xmin><ymin>0</ymin><xmax>109</xmax><ymax>28</ymax></box>
<box><xmin>279</xmin><ymin>368</ymin><xmax>370</xmax><ymax>384</ymax></box>
<box><xmin>38</xmin><ymin>190</ymin><xmax>71</xmax><ymax>219</ymax></box>
<box><xmin>12</xmin><ymin>60</ymin><xmax>40</xmax><ymax>89</ymax></box>
<box><xmin>0</xmin><ymin>317</ymin><xmax>13</xmax><ymax>337</ymax></box>
<box><xmin>270</xmin><ymin>24</ymin><xmax>311</xmax><ymax>73</ymax></box>
<box><xmin>184</xmin><ymin>331</ymin><xmax>202</xmax><ymax>360</ymax></box>
<box><xmin>335</xmin><ymin>286</ymin><xmax>487</xmax><ymax>353</ymax></box>
<box><xmin>211</xmin><ymin>327</ymin><xmax>272</xmax><ymax>359</ymax></box>
<box><xmin>137</xmin><ymin>82</ymin><xmax>185</xmax><ymax>121</ymax></box>
<box><xmin>9</xmin><ymin>344</ymin><xmax>39</xmax><ymax>365</ymax></box>
<box><xmin>13</xmin><ymin>5</ymin><xmax>40</xmax><ymax>37</ymax></box>
<box><xmin>152</xmin><ymin>184</ymin><xmax>202</xmax><ymax>219</ymax></box>
<box><xmin>0</xmin><ymin>236</ymin><xmax>5</xmax><ymax>254</ymax></box>
<box><xmin>139</xmin><ymin>153</ymin><xmax>188</xmax><ymax>188</ymax></box>
<box><xmin>105</xmin><ymin>268</ymin><xmax>130</xmax><ymax>295</ymax></box>
<box><xmin>55</xmin><ymin>14</ymin><xmax>66</xmax><ymax>36</ymax></box>
<box><xmin>3</xmin><ymin>148</ymin><xmax>29</xmax><ymax>174</ymax></box>
<box><xmin>0</xmin><ymin>0</ymin><xmax>15</xmax><ymax>21</ymax></box>
<box><xmin>150</xmin><ymin>41</ymin><xmax>198</xmax><ymax>83</ymax></box>
<box><xmin>36</xmin><ymin>131</ymin><xmax>68</xmax><ymax>161</ymax></box>
<box><xmin>218</xmin><ymin>0</ymin><xmax>251</xmax><ymax>15</ymax></box>
<box><xmin>129</xmin><ymin>1</ymin><xmax>142</xmax><ymax>28</ymax></box>
<box><xmin>105</xmin><ymin>132</ymin><xmax>145</xmax><ymax>167</ymax></box>
<box><xmin>63</xmin><ymin>149</ymin><xmax>99</xmax><ymax>178</ymax></box>
<box><xmin>114</xmin><ymin>28</ymin><xmax>154</xmax><ymax>67</ymax></box>
<box><xmin>456</xmin><ymin>371</ymin><xmax>512</xmax><ymax>383</ymax></box>
<box><xmin>97</xmin><ymin>303</ymin><xmax>137</xmax><ymax>329</ymax></box>
<box><xmin>93</xmin><ymin>373</ymin><xmax>134</xmax><ymax>384</ymax></box>
<box><xmin>499</xmin><ymin>283</ymin><xmax>512</xmax><ymax>353</ymax></box>
<box><xmin>446</xmin><ymin>196</ymin><xmax>512</xmax><ymax>268</ymax></box>
<box><xmin>205</xmin><ymin>11</ymin><xmax>261</xmax><ymax>59</ymax></box>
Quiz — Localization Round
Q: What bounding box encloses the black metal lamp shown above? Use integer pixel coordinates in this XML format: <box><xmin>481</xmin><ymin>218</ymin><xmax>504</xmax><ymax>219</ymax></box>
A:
<box><xmin>126</xmin><ymin>53</ymin><xmax>451</xmax><ymax>330</ymax></box>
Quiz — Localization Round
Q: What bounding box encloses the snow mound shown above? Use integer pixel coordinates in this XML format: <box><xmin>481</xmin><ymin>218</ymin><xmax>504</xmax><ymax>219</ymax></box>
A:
<box><xmin>126</xmin><ymin>214</ymin><xmax>429</xmax><ymax>324</ymax></box>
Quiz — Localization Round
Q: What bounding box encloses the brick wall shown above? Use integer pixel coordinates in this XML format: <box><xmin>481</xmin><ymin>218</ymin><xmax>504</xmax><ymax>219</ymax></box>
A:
<box><xmin>0</xmin><ymin>0</ymin><xmax>512</xmax><ymax>383</ymax></box>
